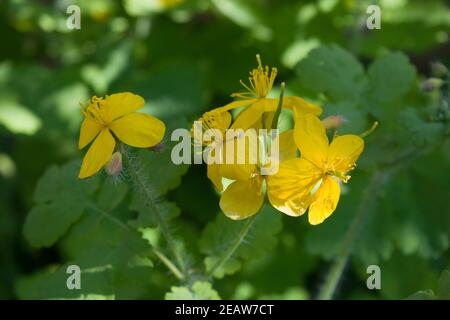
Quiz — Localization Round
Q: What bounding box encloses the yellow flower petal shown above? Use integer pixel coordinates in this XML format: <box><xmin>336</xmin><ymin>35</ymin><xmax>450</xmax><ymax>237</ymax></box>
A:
<box><xmin>78</xmin><ymin>117</ymin><xmax>102</xmax><ymax>149</ymax></box>
<box><xmin>214</xmin><ymin>98</ymin><xmax>258</xmax><ymax>112</ymax></box>
<box><xmin>220</xmin><ymin>163</ymin><xmax>256</xmax><ymax>181</ymax></box>
<box><xmin>219</xmin><ymin>136</ymin><xmax>258</xmax><ymax>181</ymax></box>
<box><xmin>267</xmin><ymin>158</ymin><xmax>321</xmax><ymax>216</ymax></box>
<box><xmin>284</xmin><ymin>96</ymin><xmax>323</xmax><ymax>117</ymax></box>
<box><xmin>308</xmin><ymin>176</ymin><xmax>340</xmax><ymax>225</ymax></box>
<box><xmin>230</xmin><ymin>99</ymin><xmax>277</xmax><ymax>130</ymax></box>
<box><xmin>277</xmin><ymin>130</ymin><xmax>297</xmax><ymax>162</ymax></box>
<box><xmin>207</xmin><ymin>162</ymin><xmax>223</xmax><ymax>191</ymax></box>
<box><xmin>79</xmin><ymin>128</ymin><xmax>115</xmax><ymax>179</ymax></box>
<box><xmin>105</xmin><ymin>92</ymin><xmax>145</xmax><ymax>121</ymax></box>
<box><xmin>219</xmin><ymin>178</ymin><xmax>264</xmax><ymax>220</ymax></box>
<box><xmin>206</xmin><ymin>148</ymin><xmax>224</xmax><ymax>191</ymax></box>
<box><xmin>328</xmin><ymin>135</ymin><xmax>364</xmax><ymax>173</ymax></box>
<box><xmin>294</xmin><ymin>113</ymin><xmax>329</xmax><ymax>168</ymax></box>
<box><xmin>109</xmin><ymin>112</ymin><xmax>165</xmax><ymax>148</ymax></box>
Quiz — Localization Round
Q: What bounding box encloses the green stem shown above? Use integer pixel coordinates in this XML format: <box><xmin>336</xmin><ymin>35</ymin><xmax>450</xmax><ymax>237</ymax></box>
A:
<box><xmin>86</xmin><ymin>201</ymin><xmax>184</xmax><ymax>281</ymax></box>
<box><xmin>122</xmin><ymin>147</ymin><xmax>187</xmax><ymax>281</ymax></box>
<box><xmin>207</xmin><ymin>215</ymin><xmax>256</xmax><ymax>278</ymax></box>
<box><xmin>317</xmin><ymin>171</ymin><xmax>384</xmax><ymax>300</ymax></box>
<box><xmin>152</xmin><ymin>247</ymin><xmax>185</xmax><ymax>281</ymax></box>
<box><xmin>271</xmin><ymin>82</ymin><xmax>285</xmax><ymax>130</ymax></box>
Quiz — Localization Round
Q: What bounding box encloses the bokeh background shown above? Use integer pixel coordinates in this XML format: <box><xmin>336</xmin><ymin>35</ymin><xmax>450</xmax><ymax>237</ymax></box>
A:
<box><xmin>0</xmin><ymin>0</ymin><xmax>449</xmax><ymax>299</ymax></box>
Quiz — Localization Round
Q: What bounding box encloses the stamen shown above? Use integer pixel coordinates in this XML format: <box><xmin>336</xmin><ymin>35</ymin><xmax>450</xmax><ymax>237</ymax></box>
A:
<box><xmin>231</xmin><ymin>55</ymin><xmax>278</xmax><ymax>99</ymax></box>
<box><xmin>256</xmin><ymin>54</ymin><xmax>262</xmax><ymax>68</ymax></box>
<box><xmin>83</xmin><ymin>96</ymin><xmax>109</xmax><ymax>126</ymax></box>
<box><xmin>192</xmin><ymin>111</ymin><xmax>230</xmax><ymax>146</ymax></box>
<box><xmin>360</xmin><ymin>121</ymin><xmax>379</xmax><ymax>138</ymax></box>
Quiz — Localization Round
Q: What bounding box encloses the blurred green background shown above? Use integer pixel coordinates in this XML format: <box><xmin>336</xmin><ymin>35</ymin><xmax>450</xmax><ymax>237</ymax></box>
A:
<box><xmin>0</xmin><ymin>0</ymin><xmax>449</xmax><ymax>299</ymax></box>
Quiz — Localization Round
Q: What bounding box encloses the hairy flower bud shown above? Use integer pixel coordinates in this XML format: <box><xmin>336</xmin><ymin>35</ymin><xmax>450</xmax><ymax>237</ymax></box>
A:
<box><xmin>105</xmin><ymin>152</ymin><xmax>122</xmax><ymax>177</ymax></box>
<box><xmin>322</xmin><ymin>115</ymin><xmax>346</xmax><ymax>130</ymax></box>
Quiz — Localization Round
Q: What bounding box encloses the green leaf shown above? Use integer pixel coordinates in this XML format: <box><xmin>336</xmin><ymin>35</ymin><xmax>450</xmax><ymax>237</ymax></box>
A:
<box><xmin>96</xmin><ymin>180</ymin><xmax>129</xmax><ymax>211</ymax></box>
<box><xmin>23</xmin><ymin>160</ymin><xmax>100</xmax><ymax>248</ymax></box>
<box><xmin>165</xmin><ymin>281</ymin><xmax>220</xmax><ymax>300</ymax></box>
<box><xmin>60</xmin><ymin>208</ymin><xmax>155</xmax><ymax>299</ymax></box>
<box><xmin>407</xmin><ymin>290</ymin><xmax>436</xmax><ymax>300</ymax></box>
<box><xmin>406</xmin><ymin>270</ymin><xmax>450</xmax><ymax>300</ymax></box>
<box><xmin>307</xmin><ymin>158</ymin><xmax>450</xmax><ymax>265</ymax></box>
<box><xmin>366</xmin><ymin>52</ymin><xmax>416</xmax><ymax>105</ymax></box>
<box><xmin>16</xmin><ymin>264</ymin><xmax>114</xmax><ymax>300</ymax></box>
<box><xmin>296</xmin><ymin>45</ymin><xmax>365</xmax><ymax>101</ymax></box>
<box><xmin>130</xmin><ymin>200</ymin><xmax>180</xmax><ymax>228</ymax></box>
<box><xmin>204</xmin><ymin>256</ymin><xmax>241</xmax><ymax>279</ymax></box>
<box><xmin>199</xmin><ymin>205</ymin><xmax>283</xmax><ymax>278</ymax></box>
<box><xmin>396</xmin><ymin>108</ymin><xmax>446</xmax><ymax>148</ymax></box>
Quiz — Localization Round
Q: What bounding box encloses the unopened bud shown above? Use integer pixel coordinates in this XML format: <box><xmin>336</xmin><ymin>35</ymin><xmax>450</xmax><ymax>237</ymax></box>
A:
<box><xmin>431</xmin><ymin>62</ymin><xmax>448</xmax><ymax>78</ymax></box>
<box><xmin>106</xmin><ymin>152</ymin><xmax>122</xmax><ymax>177</ymax></box>
<box><xmin>421</xmin><ymin>78</ymin><xmax>443</xmax><ymax>92</ymax></box>
<box><xmin>149</xmin><ymin>142</ymin><xmax>165</xmax><ymax>152</ymax></box>
<box><xmin>322</xmin><ymin>115</ymin><xmax>346</xmax><ymax>130</ymax></box>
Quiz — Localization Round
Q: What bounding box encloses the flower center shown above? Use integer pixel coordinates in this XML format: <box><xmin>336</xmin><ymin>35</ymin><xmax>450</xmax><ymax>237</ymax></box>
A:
<box><xmin>82</xmin><ymin>96</ymin><xmax>109</xmax><ymax>126</ymax></box>
<box><xmin>326</xmin><ymin>170</ymin><xmax>351</xmax><ymax>183</ymax></box>
<box><xmin>191</xmin><ymin>111</ymin><xmax>229</xmax><ymax>146</ymax></box>
<box><xmin>232</xmin><ymin>54</ymin><xmax>277</xmax><ymax>99</ymax></box>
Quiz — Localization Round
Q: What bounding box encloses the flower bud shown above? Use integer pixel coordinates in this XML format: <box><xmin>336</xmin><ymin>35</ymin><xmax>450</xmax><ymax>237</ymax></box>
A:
<box><xmin>322</xmin><ymin>115</ymin><xmax>346</xmax><ymax>130</ymax></box>
<box><xmin>431</xmin><ymin>62</ymin><xmax>448</xmax><ymax>78</ymax></box>
<box><xmin>420</xmin><ymin>78</ymin><xmax>443</xmax><ymax>92</ymax></box>
<box><xmin>105</xmin><ymin>152</ymin><xmax>122</xmax><ymax>177</ymax></box>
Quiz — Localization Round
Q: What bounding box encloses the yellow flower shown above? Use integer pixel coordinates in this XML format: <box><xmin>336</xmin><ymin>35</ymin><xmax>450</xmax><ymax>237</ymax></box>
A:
<box><xmin>213</xmin><ymin>55</ymin><xmax>323</xmax><ymax>130</ymax></box>
<box><xmin>192</xmin><ymin>110</ymin><xmax>232</xmax><ymax>191</ymax></box>
<box><xmin>267</xmin><ymin>113</ymin><xmax>364</xmax><ymax>225</ymax></box>
<box><xmin>78</xmin><ymin>92</ymin><xmax>165</xmax><ymax>179</ymax></box>
<box><xmin>219</xmin><ymin>130</ymin><xmax>297</xmax><ymax>220</ymax></box>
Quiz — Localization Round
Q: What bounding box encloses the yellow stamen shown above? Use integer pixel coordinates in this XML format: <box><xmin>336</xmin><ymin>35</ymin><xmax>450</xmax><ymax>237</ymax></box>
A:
<box><xmin>191</xmin><ymin>110</ymin><xmax>229</xmax><ymax>146</ymax></box>
<box><xmin>82</xmin><ymin>96</ymin><xmax>109</xmax><ymax>126</ymax></box>
<box><xmin>360</xmin><ymin>121</ymin><xmax>379</xmax><ymax>138</ymax></box>
<box><xmin>231</xmin><ymin>54</ymin><xmax>278</xmax><ymax>99</ymax></box>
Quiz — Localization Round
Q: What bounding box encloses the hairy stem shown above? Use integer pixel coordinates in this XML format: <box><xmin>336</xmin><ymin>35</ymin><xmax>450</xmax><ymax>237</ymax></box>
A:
<box><xmin>207</xmin><ymin>215</ymin><xmax>256</xmax><ymax>278</ymax></box>
<box><xmin>122</xmin><ymin>147</ymin><xmax>187</xmax><ymax>281</ymax></box>
<box><xmin>317</xmin><ymin>171</ymin><xmax>384</xmax><ymax>300</ymax></box>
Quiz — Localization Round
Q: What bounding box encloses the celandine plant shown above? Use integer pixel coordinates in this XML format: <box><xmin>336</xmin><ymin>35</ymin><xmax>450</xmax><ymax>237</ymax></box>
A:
<box><xmin>21</xmin><ymin>51</ymin><xmax>450</xmax><ymax>300</ymax></box>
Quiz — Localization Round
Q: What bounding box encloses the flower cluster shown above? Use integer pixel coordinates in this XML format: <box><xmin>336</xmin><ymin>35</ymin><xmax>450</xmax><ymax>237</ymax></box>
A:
<box><xmin>195</xmin><ymin>55</ymin><xmax>365</xmax><ymax>225</ymax></box>
<box><xmin>77</xmin><ymin>56</ymin><xmax>367</xmax><ymax>226</ymax></box>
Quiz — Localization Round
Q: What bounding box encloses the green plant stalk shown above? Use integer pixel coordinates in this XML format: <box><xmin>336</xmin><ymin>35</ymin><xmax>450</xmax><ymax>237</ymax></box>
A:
<box><xmin>317</xmin><ymin>171</ymin><xmax>384</xmax><ymax>300</ymax></box>
<box><xmin>207</xmin><ymin>215</ymin><xmax>256</xmax><ymax>278</ymax></box>
<box><xmin>87</xmin><ymin>200</ymin><xmax>184</xmax><ymax>280</ymax></box>
<box><xmin>152</xmin><ymin>247</ymin><xmax>185</xmax><ymax>281</ymax></box>
<box><xmin>121</xmin><ymin>146</ymin><xmax>187</xmax><ymax>281</ymax></box>
<box><xmin>271</xmin><ymin>82</ymin><xmax>285</xmax><ymax>130</ymax></box>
